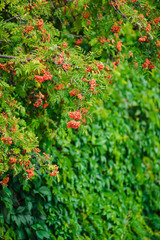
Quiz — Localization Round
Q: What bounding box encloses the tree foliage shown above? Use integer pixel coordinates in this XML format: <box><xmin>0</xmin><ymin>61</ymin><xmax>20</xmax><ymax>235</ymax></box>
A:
<box><xmin>0</xmin><ymin>0</ymin><xmax>159</xmax><ymax>239</ymax></box>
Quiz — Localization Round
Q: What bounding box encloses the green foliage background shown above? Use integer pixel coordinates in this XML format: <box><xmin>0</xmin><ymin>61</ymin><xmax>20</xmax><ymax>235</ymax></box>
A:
<box><xmin>0</xmin><ymin>0</ymin><xmax>160</xmax><ymax>239</ymax></box>
<box><xmin>0</xmin><ymin>62</ymin><xmax>159</xmax><ymax>239</ymax></box>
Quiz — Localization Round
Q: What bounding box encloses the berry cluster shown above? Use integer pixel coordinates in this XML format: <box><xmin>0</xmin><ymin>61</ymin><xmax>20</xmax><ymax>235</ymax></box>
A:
<box><xmin>9</xmin><ymin>157</ymin><xmax>17</xmax><ymax>164</ymax></box>
<box><xmin>142</xmin><ymin>59</ymin><xmax>155</xmax><ymax>69</ymax></box>
<box><xmin>36</xmin><ymin>19</ymin><xmax>44</xmax><ymax>30</ymax></box>
<box><xmin>34</xmin><ymin>98</ymin><xmax>43</xmax><ymax>107</ymax></box>
<box><xmin>34</xmin><ymin>71</ymin><xmax>52</xmax><ymax>83</ymax></box>
<box><xmin>54</xmin><ymin>84</ymin><xmax>64</xmax><ymax>90</ymax></box>
<box><xmin>49</xmin><ymin>165</ymin><xmax>59</xmax><ymax>176</ymax></box>
<box><xmin>0</xmin><ymin>64</ymin><xmax>5</xmax><ymax>69</ymax></box>
<box><xmin>26</xmin><ymin>168</ymin><xmax>34</xmax><ymax>179</ymax></box>
<box><xmin>111</xmin><ymin>25</ymin><xmax>121</xmax><ymax>33</ymax></box>
<box><xmin>98</xmin><ymin>37</ymin><xmax>107</xmax><ymax>44</ymax></box>
<box><xmin>69</xmin><ymin>89</ymin><xmax>79</xmax><ymax>96</ymax></box>
<box><xmin>67</xmin><ymin>108</ymin><xmax>88</xmax><ymax>129</ymax></box>
<box><xmin>116</xmin><ymin>41</ymin><xmax>122</xmax><ymax>52</ymax></box>
<box><xmin>1</xmin><ymin>136</ymin><xmax>12</xmax><ymax>145</ymax></box>
<box><xmin>67</xmin><ymin>120</ymin><xmax>80</xmax><ymax>129</ymax></box>
<box><xmin>0</xmin><ymin>177</ymin><xmax>9</xmax><ymax>185</ymax></box>
<box><xmin>75</xmin><ymin>39</ymin><xmax>83</xmax><ymax>45</ymax></box>
<box><xmin>97</xmin><ymin>62</ymin><xmax>104</xmax><ymax>71</ymax></box>
<box><xmin>24</xmin><ymin>25</ymin><xmax>34</xmax><ymax>34</ymax></box>
<box><xmin>69</xmin><ymin>111</ymin><xmax>82</xmax><ymax>120</ymax></box>
<box><xmin>138</xmin><ymin>36</ymin><xmax>148</xmax><ymax>42</ymax></box>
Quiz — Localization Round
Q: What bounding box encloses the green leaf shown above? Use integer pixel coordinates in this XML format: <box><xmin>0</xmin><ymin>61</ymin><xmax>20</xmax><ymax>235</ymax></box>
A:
<box><xmin>36</xmin><ymin>230</ymin><xmax>50</xmax><ymax>239</ymax></box>
<box><xmin>39</xmin><ymin>186</ymin><xmax>51</xmax><ymax>197</ymax></box>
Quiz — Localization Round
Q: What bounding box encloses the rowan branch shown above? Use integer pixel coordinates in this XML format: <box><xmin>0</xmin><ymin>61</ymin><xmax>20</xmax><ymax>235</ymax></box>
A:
<box><xmin>0</xmin><ymin>55</ymin><xmax>18</xmax><ymax>59</ymax></box>
<box><xmin>110</xmin><ymin>0</ymin><xmax>128</xmax><ymax>19</ymax></box>
<box><xmin>0</xmin><ymin>40</ymin><xmax>12</xmax><ymax>43</ymax></box>
<box><xmin>109</xmin><ymin>0</ymin><xmax>153</xmax><ymax>40</ymax></box>
<box><xmin>2</xmin><ymin>15</ymin><xmax>21</xmax><ymax>24</ymax></box>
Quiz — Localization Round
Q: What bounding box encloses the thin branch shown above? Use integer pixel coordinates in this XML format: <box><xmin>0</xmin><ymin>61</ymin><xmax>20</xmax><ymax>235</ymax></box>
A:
<box><xmin>110</xmin><ymin>0</ymin><xmax>128</xmax><ymax>19</ymax></box>
<box><xmin>61</xmin><ymin>65</ymin><xmax>67</xmax><ymax>74</ymax></box>
<box><xmin>0</xmin><ymin>55</ymin><xmax>82</xmax><ymax>71</ymax></box>
<box><xmin>71</xmin><ymin>77</ymin><xmax>78</xmax><ymax>85</ymax></box>
<box><xmin>2</xmin><ymin>15</ymin><xmax>20</xmax><ymax>24</ymax></box>
<box><xmin>2</xmin><ymin>36</ymin><xmax>16</xmax><ymax>50</ymax></box>
<box><xmin>0</xmin><ymin>55</ymin><xmax>18</xmax><ymax>59</ymax></box>
<box><xmin>0</xmin><ymin>55</ymin><xmax>37</xmax><ymax>63</ymax></box>
<box><xmin>0</xmin><ymin>40</ymin><xmax>12</xmax><ymax>43</ymax></box>
<box><xmin>76</xmin><ymin>102</ymin><xmax>82</xmax><ymax>111</ymax></box>
<box><xmin>0</xmin><ymin>146</ymin><xmax>10</xmax><ymax>157</ymax></box>
<box><xmin>18</xmin><ymin>15</ymin><xmax>23</xmax><ymax>26</ymax></box>
<box><xmin>106</xmin><ymin>57</ymin><xmax>110</xmax><ymax>65</ymax></box>
<box><xmin>50</xmin><ymin>3</ymin><xmax>63</xmax><ymax>25</ymax></box>
<box><xmin>49</xmin><ymin>0</ymin><xmax>55</xmax><ymax>9</ymax></box>
<box><xmin>115</xmin><ymin>0</ymin><xmax>129</xmax><ymax>19</ymax></box>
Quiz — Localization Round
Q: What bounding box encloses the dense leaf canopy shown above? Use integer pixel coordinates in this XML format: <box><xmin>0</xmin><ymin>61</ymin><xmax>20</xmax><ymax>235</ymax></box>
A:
<box><xmin>0</xmin><ymin>0</ymin><xmax>160</xmax><ymax>239</ymax></box>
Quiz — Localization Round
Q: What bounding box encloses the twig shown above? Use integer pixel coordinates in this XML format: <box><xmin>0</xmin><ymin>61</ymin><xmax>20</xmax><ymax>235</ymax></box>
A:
<box><xmin>115</xmin><ymin>0</ymin><xmax>129</xmax><ymax>19</ymax></box>
<box><xmin>110</xmin><ymin>0</ymin><xmax>128</xmax><ymax>19</ymax></box>
<box><xmin>2</xmin><ymin>15</ymin><xmax>20</xmax><ymax>24</ymax></box>
<box><xmin>71</xmin><ymin>77</ymin><xmax>78</xmax><ymax>85</ymax></box>
<box><xmin>61</xmin><ymin>65</ymin><xmax>67</xmax><ymax>74</ymax></box>
<box><xmin>0</xmin><ymin>55</ymin><xmax>18</xmax><ymax>59</ymax></box>
<box><xmin>2</xmin><ymin>36</ymin><xmax>16</xmax><ymax>50</ymax></box>
<box><xmin>18</xmin><ymin>16</ymin><xmax>23</xmax><ymax>26</ymax></box>
<box><xmin>76</xmin><ymin>102</ymin><xmax>81</xmax><ymax>111</ymax></box>
<box><xmin>106</xmin><ymin>57</ymin><xmax>110</xmax><ymax>65</ymax></box>
<box><xmin>0</xmin><ymin>55</ymin><xmax>38</xmax><ymax>63</ymax></box>
<box><xmin>49</xmin><ymin>0</ymin><xmax>55</xmax><ymax>9</ymax></box>
<box><xmin>50</xmin><ymin>3</ymin><xmax>63</xmax><ymax>25</ymax></box>
<box><xmin>0</xmin><ymin>55</ymin><xmax>83</xmax><ymax>73</ymax></box>
<box><xmin>0</xmin><ymin>40</ymin><xmax>12</xmax><ymax>43</ymax></box>
<box><xmin>0</xmin><ymin>147</ymin><xmax>10</xmax><ymax>157</ymax></box>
